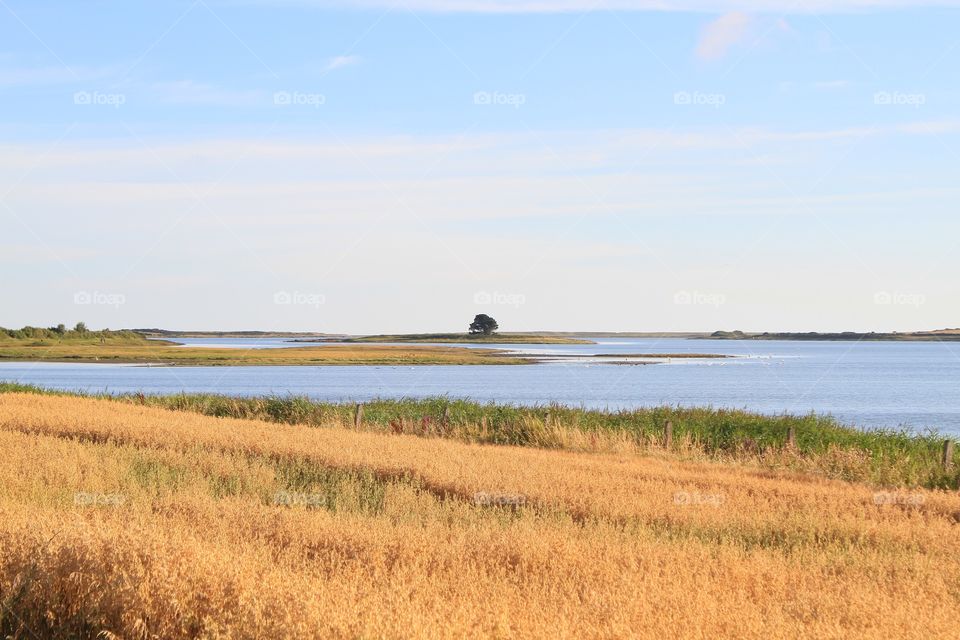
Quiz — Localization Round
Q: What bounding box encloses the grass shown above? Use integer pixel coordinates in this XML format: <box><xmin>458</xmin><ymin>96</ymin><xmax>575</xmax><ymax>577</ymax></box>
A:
<box><xmin>0</xmin><ymin>391</ymin><xmax>958</xmax><ymax>638</ymax></box>
<box><xmin>2</xmin><ymin>383</ymin><xmax>956</xmax><ymax>489</ymax></box>
<box><xmin>0</xmin><ymin>340</ymin><xmax>526</xmax><ymax>366</ymax></box>
<box><xmin>345</xmin><ymin>332</ymin><xmax>594</xmax><ymax>344</ymax></box>
<box><xmin>0</xmin><ymin>326</ymin><xmax>160</xmax><ymax>345</ymax></box>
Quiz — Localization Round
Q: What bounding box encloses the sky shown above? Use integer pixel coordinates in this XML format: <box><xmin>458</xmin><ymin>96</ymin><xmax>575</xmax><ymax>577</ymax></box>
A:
<box><xmin>1</xmin><ymin>0</ymin><xmax>958</xmax><ymax>334</ymax></box>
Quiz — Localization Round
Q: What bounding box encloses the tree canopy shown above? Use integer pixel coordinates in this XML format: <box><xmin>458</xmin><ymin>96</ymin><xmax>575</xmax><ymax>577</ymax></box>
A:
<box><xmin>469</xmin><ymin>314</ymin><xmax>498</xmax><ymax>336</ymax></box>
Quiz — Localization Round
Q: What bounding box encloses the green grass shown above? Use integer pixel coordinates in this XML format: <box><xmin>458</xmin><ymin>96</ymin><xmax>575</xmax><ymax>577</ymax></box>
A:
<box><xmin>2</xmin><ymin>382</ymin><xmax>956</xmax><ymax>489</ymax></box>
<box><xmin>0</xmin><ymin>326</ymin><xmax>159</xmax><ymax>345</ymax></box>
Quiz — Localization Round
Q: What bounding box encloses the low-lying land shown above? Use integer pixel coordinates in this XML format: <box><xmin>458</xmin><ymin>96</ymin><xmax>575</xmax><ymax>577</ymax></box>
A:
<box><xmin>0</xmin><ymin>327</ymin><xmax>526</xmax><ymax>366</ymax></box>
<box><xmin>341</xmin><ymin>332</ymin><xmax>594</xmax><ymax>344</ymax></box>
<box><xmin>134</xmin><ymin>328</ymin><xmax>342</xmax><ymax>339</ymax></box>
<box><xmin>710</xmin><ymin>329</ymin><xmax>960</xmax><ymax>341</ymax></box>
<box><xmin>584</xmin><ymin>352</ymin><xmax>731</xmax><ymax>359</ymax></box>
<box><xmin>0</xmin><ymin>390</ymin><xmax>957</xmax><ymax>638</ymax></box>
<box><xmin>0</xmin><ymin>341</ymin><xmax>523</xmax><ymax>366</ymax></box>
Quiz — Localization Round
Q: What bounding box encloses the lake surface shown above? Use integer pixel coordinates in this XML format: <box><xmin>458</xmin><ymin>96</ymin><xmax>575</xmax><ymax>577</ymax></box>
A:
<box><xmin>2</xmin><ymin>337</ymin><xmax>958</xmax><ymax>435</ymax></box>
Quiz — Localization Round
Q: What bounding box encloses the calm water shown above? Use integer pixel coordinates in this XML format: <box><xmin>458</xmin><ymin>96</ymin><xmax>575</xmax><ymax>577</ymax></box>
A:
<box><xmin>2</xmin><ymin>337</ymin><xmax>958</xmax><ymax>435</ymax></box>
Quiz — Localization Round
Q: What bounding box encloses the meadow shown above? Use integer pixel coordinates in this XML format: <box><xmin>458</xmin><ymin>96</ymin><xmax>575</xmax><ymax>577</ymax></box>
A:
<box><xmin>0</xmin><ymin>327</ymin><xmax>525</xmax><ymax>366</ymax></box>
<box><xmin>0</xmin><ymin>390</ymin><xmax>957</xmax><ymax>638</ymax></box>
<box><xmin>5</xmin><ymin>383</ymin><xmax>954</xmax><ymax>490</ymax></box>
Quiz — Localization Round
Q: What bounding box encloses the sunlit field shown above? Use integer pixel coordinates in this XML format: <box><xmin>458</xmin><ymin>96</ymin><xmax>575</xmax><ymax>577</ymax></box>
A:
<box><xmin>1</xmin><ymin>392</ymin><xmax>958</xmax><ymax>639</ymax></box>
<box><xmin>0</xmin><ymin>327</ymin><xmax>523</xmax><ymax>366</ymax></box>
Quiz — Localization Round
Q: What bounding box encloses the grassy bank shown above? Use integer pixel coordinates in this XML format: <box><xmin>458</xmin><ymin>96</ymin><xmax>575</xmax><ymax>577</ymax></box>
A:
<box><xmin>345</xmin><ymin>332</ymin><xmax>594</xmax><ymax>344</ymax></box>
<box><xmin>1</xmin><ymin>326</ymin><xmax>165</xmax><ymax>345</ymax></box>
<box><xmin>0</xmin><ymin>339</ymin><xmax>525</xmax><ymax>366</ymax></box>
<box><xmin>0</xmin><ymin>391</ymin><xmax>957</xmax><ymax>638</ymax></box>
<box><xmin>2</xmin><ymin>383</ymin><xmax>955</xmax><ymax>489</ymax></box>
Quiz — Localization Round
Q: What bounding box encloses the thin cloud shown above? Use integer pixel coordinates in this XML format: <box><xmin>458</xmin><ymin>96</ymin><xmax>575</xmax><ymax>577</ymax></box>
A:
<box><xmin>695</xmin><ymin>12</ymin><xmax>752</xmax><ymax>61</ymax></box>
<box><xmin>0</xmin><ymin>64</ymin><xmax>119</xmax><ymax>87</ymax></box>
<box><xmin>150</xmin><ymin>80</ymin><xmax>265</xmax><ymax>106</ymax></box>
<box><xmin>324</xmin><ymin>55</ymin><xmax>361</xmax><ymax>72</ymax></box>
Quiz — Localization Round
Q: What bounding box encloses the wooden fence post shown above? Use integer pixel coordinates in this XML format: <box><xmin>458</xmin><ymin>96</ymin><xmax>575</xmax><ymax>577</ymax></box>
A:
<box><xmin>354</xmin><ymin>403</ymin><xmax>364</xmax><ymax>429</ymax></box>
<box><xmin>443</xmin><ymin>406</ymin><xmax>451</xmax><ymax>423</ymax></box>
<box><xmin>480</xmin><ymin>416</ymin><xmax>488</xmax><ymax>438</ymax></box>
<box><xmin>943</xmin><ymin>440</ymin><xmax>954</xmax><ymax>469</ymax></box>
<box><xmin>787</xmin><ymin>427</ymin><xmax>797</xmax><ymax>449</ymax></box>
<box><xmin>664</xmin><ymin>421</ymin><xmax>673</xmax><ymax>449</ymax></box>
<box><xmin>545</xmin><ymin>411</ymin><xmax>551</xmax><ymax>427</ymax></box>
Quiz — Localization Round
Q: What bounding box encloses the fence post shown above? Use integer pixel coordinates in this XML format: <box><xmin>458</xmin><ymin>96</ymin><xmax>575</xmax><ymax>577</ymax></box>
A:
<box><xmin>443</xmin><ymin>406</ymin><xmax>451</xmax><ymax>423</ymax></box>
<box><xmin>943</xmin><ymin>440</ymin><xmax>954</xmax><ymax>469</ymax></box>
<box><xmin>480</xmin><ymin>416</ymin><xmax>488</xmax><ymax>437</ymax></box>
<box><xmin>787</xmin><ymin>427</ymin><xmax>797</xmax><ymax>449</ymax></box>
<box><xmin>545</xmin><ymin>411</ymin><xmax>552</xmax><ymax>427</ymax></box>
<box><xmin>354</xmin><ymin>403</ymin><xmax>364</xmax><ymax>429</ymax></box>
<box><xmin>664</xmin><ymin>421</ymin><xmax>673</xmax><ymax>449</ymax></box>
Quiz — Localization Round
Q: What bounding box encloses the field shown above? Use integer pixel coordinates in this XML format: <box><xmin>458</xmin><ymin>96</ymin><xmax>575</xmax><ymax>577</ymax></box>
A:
<box><xmin>0</xmin><ymin>330</ymin><xmax>525</xmax><ymax>366</ymax></box>
<box><xmin>5</xmin><ymin>384</ymin><xmax>954</xmax><ymax>489</ymax></box>
<box><xmin>1</xmin><ymin>391</ymin><xmax>958</xmax><ymax>638</ymax></box>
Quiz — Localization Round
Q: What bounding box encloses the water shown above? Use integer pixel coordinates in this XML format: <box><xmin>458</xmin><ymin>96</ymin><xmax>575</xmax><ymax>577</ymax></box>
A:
<box><xmin>2</xmin><ymin>337</ymin><xmax>958</xmax><ymax>435</ymax></box>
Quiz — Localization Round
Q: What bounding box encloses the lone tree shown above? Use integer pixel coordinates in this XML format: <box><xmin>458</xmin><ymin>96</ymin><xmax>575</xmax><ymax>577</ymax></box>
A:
<box><xmin>469</xmin><ymin>314</ymin><xmax>498</xmax><ymax>336</ymax></box>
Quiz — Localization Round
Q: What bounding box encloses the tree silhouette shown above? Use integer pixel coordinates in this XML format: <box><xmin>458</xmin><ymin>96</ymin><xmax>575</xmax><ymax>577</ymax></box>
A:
<box><xmin>469</xmin><ymin>314</ymin><xmax>498</xmax><ymax>336</ymax></box>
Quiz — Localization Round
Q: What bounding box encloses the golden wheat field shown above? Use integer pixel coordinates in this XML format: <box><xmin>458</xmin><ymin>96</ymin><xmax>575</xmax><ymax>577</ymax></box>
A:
<box><xmin>0</xmin><ymin>393</ymin><xmax>959</xmax><ymax>639</ymax></box>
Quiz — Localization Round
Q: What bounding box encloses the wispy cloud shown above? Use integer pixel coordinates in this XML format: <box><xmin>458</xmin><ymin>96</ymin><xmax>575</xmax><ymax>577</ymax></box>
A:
<box><xmin>814</xmin><ymin>80</ymin><xmax>850</xmax><ymax>90</ymax></box>
<box><xmin>324</xmin><ymin>55</ymin><xmax>361</xmax><ymax>72</ymax></box>
<box><xmin>150</xmin><ymin>80</ymin><xmax>265</xmax><ymax>106</ymax></box>
<box><xmin>781</xmin><ymin>79</ymin><xmax>851</xmax><ymax>93</ymax></box>
<box><xmin>695</xmin><ymin>12</ymin><xmax>752</xmax><ymax>61</ymax></box>
<box><xmin>0</xmin><ymin>64</ymin><xmax>119</xmax><ymax>87</ymax></box>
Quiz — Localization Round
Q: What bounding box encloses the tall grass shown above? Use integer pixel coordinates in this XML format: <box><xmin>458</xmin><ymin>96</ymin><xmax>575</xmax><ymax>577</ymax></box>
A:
<box><xmin>2</xmin><ymin>382</ymin><xmax>956</xmax><ymax>488</ymax></box>
<box><xmin>0</xmin><ymin>326</ymin><xmax>149</xmax><ymax>343</ymax></box>
<box><xmin>0</xmin><ymin>392</ymin><xmax>958</xmax><ymax>638</ymax></box>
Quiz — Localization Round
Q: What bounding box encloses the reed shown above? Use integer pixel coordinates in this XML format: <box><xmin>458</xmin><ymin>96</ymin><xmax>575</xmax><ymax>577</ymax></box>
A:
<box><xmin>2</xmin><ymin>383</ymin><xmax>956</xmax><ymax>489</ymax></box>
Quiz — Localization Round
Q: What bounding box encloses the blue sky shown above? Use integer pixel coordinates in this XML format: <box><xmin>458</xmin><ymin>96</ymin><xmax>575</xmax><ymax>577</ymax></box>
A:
<box><xmin>2</xmin><ymin>0</ymin><xmax>958</xmax><ymax>333</ymax></box>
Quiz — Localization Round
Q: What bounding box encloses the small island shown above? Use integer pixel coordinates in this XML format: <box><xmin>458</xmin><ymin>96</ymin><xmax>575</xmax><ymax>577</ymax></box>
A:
<box><xmin>313</xmin><ymin>314</ymin><xmax>594</xmax><ymax>344</ymax></box>
<box><xmin>0</xmin><ymin>323</ymin><xmax>528</xmax><ymax>366</ymax></box>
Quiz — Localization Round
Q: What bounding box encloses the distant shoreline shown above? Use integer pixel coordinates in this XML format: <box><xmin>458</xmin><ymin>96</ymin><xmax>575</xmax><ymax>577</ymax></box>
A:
<box><xmin>705</xmin><ymin>330</ymin><xmax>960</xmax><ymax>342</ymax></box>
<box><xmin>133</xmin><ymin>328</ymin><xmax>960</xmax><ymax>342</ymax></box>
<box><xmin>304</xmin><ymin>333</ymin><xmax>594</xmax><ymax>345</ymax></box>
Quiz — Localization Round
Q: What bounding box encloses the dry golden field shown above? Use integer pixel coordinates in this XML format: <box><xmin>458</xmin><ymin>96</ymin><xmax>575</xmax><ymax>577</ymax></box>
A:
<box><xmin>1</xmin><ymin>392</ymin><xmax>958</xmax><ymax>639</ymax></box>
